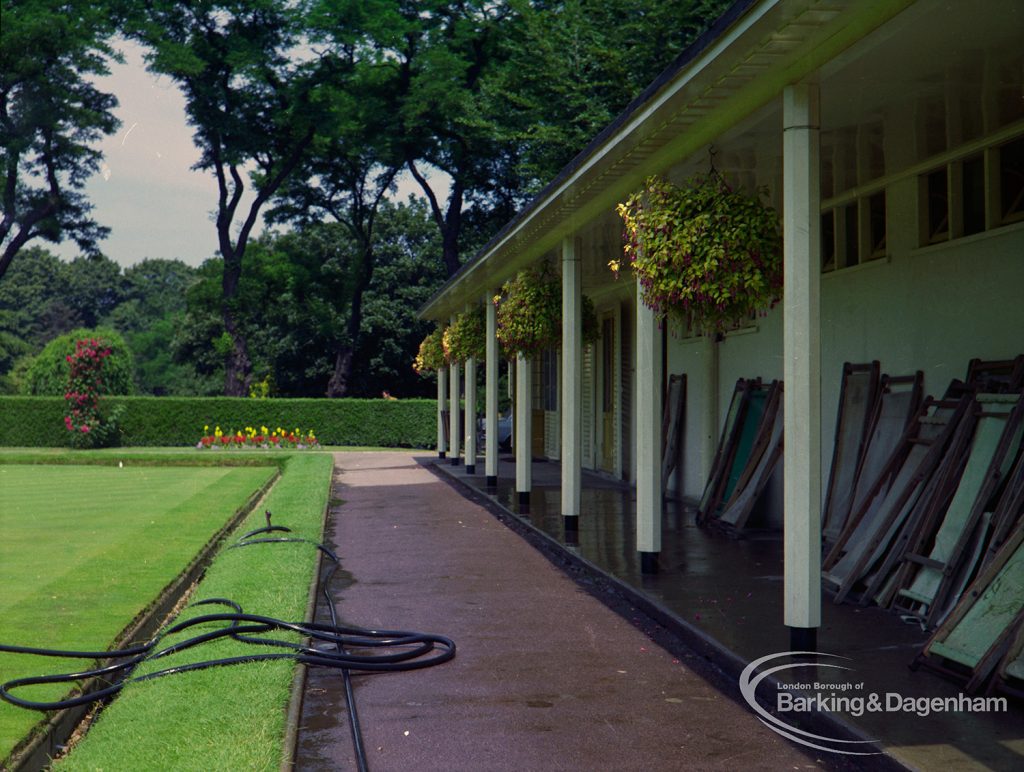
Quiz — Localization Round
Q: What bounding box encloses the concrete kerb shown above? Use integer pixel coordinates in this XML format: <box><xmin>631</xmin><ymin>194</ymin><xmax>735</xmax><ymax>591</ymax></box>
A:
<box><xmin>425</xmin><ymin>459</ymin><xmax>910</xmax><ymax>772</ymax></box>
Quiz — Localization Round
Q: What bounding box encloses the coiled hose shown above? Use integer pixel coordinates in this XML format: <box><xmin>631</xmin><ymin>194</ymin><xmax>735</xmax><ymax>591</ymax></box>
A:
<box><xmin>0</xmin><ymin>511</ymin><xmax>456</xmax><ymax>772</ymax></box>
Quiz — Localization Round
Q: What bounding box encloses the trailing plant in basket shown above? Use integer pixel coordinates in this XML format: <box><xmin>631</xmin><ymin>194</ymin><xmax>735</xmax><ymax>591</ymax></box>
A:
<box><xmin>613</xmin><ymin>174</ymin><xmax>782</xmax><ymax>335</ymax></box>
<box><xmin>443</xmin><ymin>305</ymin><xmax>486</xmax><ymax>362</ymax></box>
<box><xmin>413</xmin><ymin>326</ymin><xmax>447</xmax><ymax>374</ymax></box>
<box><xmin>495</xmin><ymin>264</ymin><xmax>601</xmax><ymax>357</ymax></box>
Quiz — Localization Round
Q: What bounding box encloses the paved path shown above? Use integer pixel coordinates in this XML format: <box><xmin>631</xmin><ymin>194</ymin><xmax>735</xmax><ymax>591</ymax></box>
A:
<box><xmin>296</xmin><ymin>452</ymin><xmax>820</xmax><ymax>771</ymax></box>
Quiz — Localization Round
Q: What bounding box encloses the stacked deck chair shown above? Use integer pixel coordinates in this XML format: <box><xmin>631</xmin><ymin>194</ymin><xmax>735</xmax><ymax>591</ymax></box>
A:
<box><xmin>822</xmin><ymin>395</ymin><xmax>971</xmax><ymax>604</ymax></box>
<box><xmin>888</xmin><ymin>395</ymin><xmax>1024</xmax><ymax>628</ymax></box>
<box><xmin>662</xmin><ymin>374</ymin><xmax>687</xmax><ymax>486</ymax></box>
<box><xmin>697</xmin><ymin>378</ymin><xmax>770</xmax><ymax>524</ymax></box>
<box><xmin>913</xmin><ymin>519</ymin><xmax>1024</xmax><ymax>693</ymax></box>
<box><xmin>822</xmin><ymin>362</ymin><xmax>882</xmax><ymax>545</ymax></box>
<box><xmin>826</xmin><ymin>372</ymin><xmax>925</xmax><ymax>551</ymax></box>
<box><xmin>712</xmin><ymin>383</ymin><xmax>784</xmax><ymax>535</ymax></box>
<box><xmin>989</xmin><ymin>616</ymin><xmax>1024</xmax><ymax>699</ymax></box>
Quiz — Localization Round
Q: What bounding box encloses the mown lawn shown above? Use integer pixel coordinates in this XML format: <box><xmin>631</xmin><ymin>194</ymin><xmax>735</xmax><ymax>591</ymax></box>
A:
<box><xmin>54</xmin><ymin>453</ymin><xmax>332</xmax><ymax>771</ymax></box>
<box><xmin>0</xmin><ymin>462</ymin><xmax>278</xmax><ymax>761</ymax></box>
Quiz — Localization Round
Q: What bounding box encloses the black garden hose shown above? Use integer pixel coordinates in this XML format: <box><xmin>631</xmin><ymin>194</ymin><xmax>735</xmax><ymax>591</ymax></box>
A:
<box><xmin>0</xmin><ymin>512</ymin><xmax>455</xmax><ymax>772</ymax></box>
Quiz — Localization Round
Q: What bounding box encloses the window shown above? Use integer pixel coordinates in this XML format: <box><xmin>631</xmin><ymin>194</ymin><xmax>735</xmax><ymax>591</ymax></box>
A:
<box><xmin>820</xmin><ymin>120</ymin><xmax>888</xmax><ymax>273</ymax></box>
<box><xmin>918</xmin><ymin>133</ymin><xmax>1024</xmax><ymax>246</ymax></box>
<box><xmin>821</xmin><ymin>192</ymin><xmax>887</xmax><ymax>272</ymax></box>
<box><xmin>999</xmin><ymin>135</ymin><xmax>1024</xmax><ymax>224</ymax></box>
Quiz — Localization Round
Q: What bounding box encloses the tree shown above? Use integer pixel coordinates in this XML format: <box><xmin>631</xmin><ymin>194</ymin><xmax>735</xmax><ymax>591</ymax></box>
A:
<box><xmin>127</xmin><ymin>1</ymin><xmax>340</xmax><ymax>395</ymax></box>
<box><xmin>494</xmin><ymin>0</ymin><xmax>733</xmax><ymax>187</ymax></box>
<box><xmin>106</xmin><ymin>258</ymin><xmax>201</xmax><ymax>395</ymax></box>
<box><xmin>63</xmin><ymin>253</ymin><xmax>125</xmax><ymax>328</ymax></box>
<box><xmin>174</xmin><ymin>203</ymin><xmax>445</xmax><ymax>398</ymax></box>
<box><xmin>0</xmin><ymin>246</ymin><xmax>68</xmax><ymax>353</ymax></box>
<box><xmin>22</xmin><ymin>326</ymin><xmax>134</xmax><ymax>396</ymax></box>
<box><xmin>375</xmin><ymin>0</ymin><xmax>731</xmax><ymax>277</ymax></box>
<box><xmin>351</xmin><ymin>197</ymin><xmax>446</xmax><ymax>397</ymax></box>
<box><xmin>0</xmin><ymin>0</ymin><xmax>120</xmax><ymax>279</ymax></box>
<box><xmin>269</xmin><ymin>45</ymin><xmax>404</xmax><ymax>395</ymax></box>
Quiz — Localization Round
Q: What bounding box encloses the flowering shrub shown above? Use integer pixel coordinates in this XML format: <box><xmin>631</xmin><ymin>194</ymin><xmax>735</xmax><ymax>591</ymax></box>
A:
<box><xmin>63</xmin><ymin>338</ymin><xmax>124</xmax><ymax>449</ymax></box>
<box><xmin>413</xmin><ymin>327</ymin><xmax>447</xmax><ymax>375</ymax></box>
<box><xmin>614</xmin><ymin>174</ymin><xmax>782</xmax><ymax>335</ymax></box>
<box><xmin>495</xmin><ymin>264</ymin><xmax>601</xmax><ymax>358</ymax></box>
<box><xmin>196</xmin><ymin>425</ymin><xmax>321</xmax><ymax>450</ymax></box>
<box><xmin>443</xmin><ymin>305</ymin><xmax>487</xmax><ymax>362</ymax></box>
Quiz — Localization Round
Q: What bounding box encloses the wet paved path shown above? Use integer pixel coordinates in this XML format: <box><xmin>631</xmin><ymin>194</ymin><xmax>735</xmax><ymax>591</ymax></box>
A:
<box><xmin>296</xmin><ymin>452</ymin><xmax>820</xmax><ymax>771</ymax></box>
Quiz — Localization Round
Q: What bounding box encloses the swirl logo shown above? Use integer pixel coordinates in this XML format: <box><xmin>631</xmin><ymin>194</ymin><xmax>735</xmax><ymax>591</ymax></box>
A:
<box><xmin>739</xmin><ymin>651</ymin><xmax>879</xmax><ymax>755</ymax></box>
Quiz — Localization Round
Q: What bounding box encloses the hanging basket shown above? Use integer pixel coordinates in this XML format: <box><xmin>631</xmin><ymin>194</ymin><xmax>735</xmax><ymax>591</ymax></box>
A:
<box><xmin>443</xmin><ymin>306</ymin><xmax>487</xmax><ymax>362</ymax></box>
<box><xmin>495</xmin><ymin>264</ymin><xmax>601</xmax><ymax>358</ymax></box>
<box><xmin>614</xmin><ymin>174</ymin><xmax>782</xmax><ymax>335</ymax></box>
<box><xmin>413</xmin><ymin>326</ymin><xmax>447</xmax><ymax>374</ymax></box>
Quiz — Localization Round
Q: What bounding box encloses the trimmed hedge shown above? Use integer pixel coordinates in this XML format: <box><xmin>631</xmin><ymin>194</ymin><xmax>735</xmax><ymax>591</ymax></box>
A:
<box><xmin>0</xmin><ymin>397</ymin><xmax>436</xmax><ymax>448</ymax></box>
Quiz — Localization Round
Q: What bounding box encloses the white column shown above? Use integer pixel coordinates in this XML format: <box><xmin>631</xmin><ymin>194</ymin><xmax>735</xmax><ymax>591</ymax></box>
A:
<box><xmin>466</xmin><ymin>305</ymin><xmax>477</xmax><ymax>473</ymax></box>
<box><xmin>562</xmin><ymin>237</ymin><xmax>582</xmax><ymax>521</ymax></box>
<box><xmin>636</xmin><ymin>281</ymin><xmax>662</xmax><ymax>569</ymax></box>
<box><xmin>783</xmin><ymin>82</ymin><xmax>822</xmax><ymax>638</ymax></box>
<box><xmin>449</xmin><ymin>316</ymin><xmax>461</xmax><ymax>464</ymax></box>
<box><xmin>437</xmin><ymin>366</ymin><xmax>448</xmax><ymax>457</ymax></box>
<box><xmin>465</xmin><ymin>326</ymin><xmax>477</xmax><ymax>474</ymax></box>
<box><xmin>515</xmin><ymin>352</ymin><xmax>532</xmax><ymax>510</ymax></box>
<box><xmin>485</xmin><ymin>293</ymin><xmax>499</xmax><ymax>483</ymax></box>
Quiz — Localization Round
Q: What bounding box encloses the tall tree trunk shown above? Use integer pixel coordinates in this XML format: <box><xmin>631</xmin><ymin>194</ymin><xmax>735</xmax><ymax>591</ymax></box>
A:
<box><xmin>326</xmin><ymin>345</ymin><xmax>354</xmax><ymax>397</ymax></box>
<box><xmin>325</xmin><ymin>239</ymin><xmax>374</xmax><ymax>397</ymax></box>
<box><xmin>221</xmin><ymin>256</ymin><xmax>251</xmax><ymax>396</ymax></box>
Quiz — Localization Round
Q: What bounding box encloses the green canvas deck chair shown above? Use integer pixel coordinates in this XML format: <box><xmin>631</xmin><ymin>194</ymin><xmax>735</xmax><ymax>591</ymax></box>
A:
<box><xmin>822</xmin><ymin>362</ymin><xmax>880</xmax><ymax>545</ymax></box>
<box><xmin>698</xmin><ymin>378</ymin><xmax>765</xmax><ymax>524</ymax></box>
<box><xmin>892</xmin><ymin>396</ymin><xmax>1023</xmax><ymax>627</ymax></box>
<box><xmin>717</xmin><ymin>384</ymin><xmax>784</xmax><ymax>533</ymax></box>
<box><xmin>983</xmin><ymin>437</ymin><xmax>1024</xmax><ymax>568</ymax></box>
<box><xmin>914</xmin><ymin>519</ymin><xmax>1024</xmax><ymax>691</ymax></box>
<box><xmin>989</xmin><ymin>615</ymin><xmax>1024</xmax><ymax>700</ymax></box>
<box><xmin>823</xmin><ymin>396</ymin><xmax>968</xmax><ymax>604</ymax></box>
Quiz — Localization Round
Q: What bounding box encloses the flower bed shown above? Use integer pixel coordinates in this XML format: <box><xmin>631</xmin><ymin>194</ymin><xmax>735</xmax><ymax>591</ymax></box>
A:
<box><xmin>196</xmin><ymin>425</ymin><xmax>320</xmax><ymax>450</ymax></box>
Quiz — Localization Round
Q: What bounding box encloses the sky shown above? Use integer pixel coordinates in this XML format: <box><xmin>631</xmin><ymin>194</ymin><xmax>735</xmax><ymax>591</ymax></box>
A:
<box><xmin>52</xmin><ymin>40</ymin><xmax>444</xmax><ymax>269</ymax></box>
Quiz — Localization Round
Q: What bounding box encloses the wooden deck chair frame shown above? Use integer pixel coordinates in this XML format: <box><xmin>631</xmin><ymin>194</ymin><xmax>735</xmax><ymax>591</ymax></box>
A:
<box><xmin>965</xmin><ymin>355</ymin><xmax>1024</xmax><ymax>393</ymax></box>
<box><xmin>715</xmin><ymin>383</ymin><xmax>784</xmax><ymax>533</ymax></box>
<box><xmin>987</xmin><ymin>615</ymin><xmax>1024</xmax><ymax>699</ymax></box>
<box><xmin>866</xmin><ymin>398</ymin><xmax>980</xmax><ymax>609</ymax></box>
<box><xmin>823</xmin><ymin>391</ymin><xmax>937</xmax><ymax>574</ymax></box>
<box><xmin>661</xmin><ymin>373</ymin><xmax>687</xmax><ymax>486</ymax></box>
<box><xmin>822</xmin><ymin>362</ymin><xmax>881</xmax><ymax>545</ymax></box>
<box><xmin>912</xmin><ymin>519</ymin><xmax>1024</xmax><ymax>689</ymax></box>
<box><xmin>891</xmin><ymin>396</ymin><xmax>1024</xmax><ymax>627</ymax></box>
<box><xmin>845</xmin><ymin>372</ymin><xmax>924</xmax><ymax>534</ymax></box>
<box><xmin>698</xmin><ymin>378</ymin><xmax>759</xmax><ymax>524</ymax></box>
<box><xmin>823</xmin><ymin>396</ymin><xmax>970</xmax><ymax>605</ymax></box>
<box><xmin>984</xmin><ymin>435</ymin><xmax>1024</xmax><ymax>567</ymax></box>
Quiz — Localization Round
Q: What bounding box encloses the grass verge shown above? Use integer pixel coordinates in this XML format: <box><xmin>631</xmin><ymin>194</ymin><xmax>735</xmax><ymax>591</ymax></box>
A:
<box><xmin>0</xmin><ymin>462</ymin><xmax>279</xmax><ymax>761</ymax></box>
<box><xmin>52</xmin><ymin>452</ymin><xmax>333</xmax><ymax>771</ymax></box>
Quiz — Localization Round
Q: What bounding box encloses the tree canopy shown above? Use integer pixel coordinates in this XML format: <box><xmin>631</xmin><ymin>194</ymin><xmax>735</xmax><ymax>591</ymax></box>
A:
<box><xmin>0</xmin><ymin>0</ymin><xmax>122</xmax><ymax>279</ymax></box>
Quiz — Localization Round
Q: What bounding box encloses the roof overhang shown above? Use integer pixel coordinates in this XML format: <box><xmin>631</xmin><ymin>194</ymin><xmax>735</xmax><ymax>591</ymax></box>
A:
<box><xmin>419</xmin><ymin>0</ymin><xmax>916</xmax><ymax>321</ymax></box>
